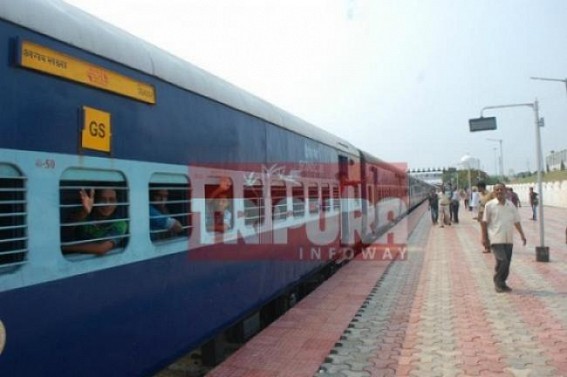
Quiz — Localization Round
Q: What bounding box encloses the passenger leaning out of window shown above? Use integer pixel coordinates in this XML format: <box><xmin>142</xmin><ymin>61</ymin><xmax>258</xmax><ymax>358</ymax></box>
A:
<box><xmin>62</xmin><ymin>188</ymin><xmax>127</xmax><ymax>255</ymax></box>
<box><xmin>150</xmin><ymin>189</ymin><xmax>184</xmax><ymax>239</ymax></box>
<box><xmin>207</xmin><ymin>194</ymin><xmax>232</xmax><ymax>233</ymax></box>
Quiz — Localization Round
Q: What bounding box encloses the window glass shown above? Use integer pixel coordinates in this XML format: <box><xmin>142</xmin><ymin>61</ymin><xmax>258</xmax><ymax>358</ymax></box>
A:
<box><xmin>149</xmin><ymin>173</ymin><xmax>191</xmax><ymax>242</ymax></box>
<box><xmin>271</xmin><ymin>180</ymin><xmax>287</xmax><ymax>221</ymax></box>
<box><xmin>60</xmin><ymin>169</ymin><xmax>129</xmax><ymax>257</ymax></box>
<box><xmin>0</xmin><ymin>164</ymin><xmax>27</xmax><ymax>271</ymax></box>
<box><xmin>292</xmin><ymin>183</ymin><xmax>305</xmax><ymax>217</ymax></box>
<box><xmin>244</xmin><ymin>182</ymin><xmax>264</xmax><ymax>226</ymax></box>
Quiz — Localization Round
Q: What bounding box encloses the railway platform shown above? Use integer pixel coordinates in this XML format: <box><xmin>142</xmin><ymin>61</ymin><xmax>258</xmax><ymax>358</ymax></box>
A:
<box><xmin>206</xmin><ymin>205</ymin><xmax>567</xmax><ymax>377</ymax></box>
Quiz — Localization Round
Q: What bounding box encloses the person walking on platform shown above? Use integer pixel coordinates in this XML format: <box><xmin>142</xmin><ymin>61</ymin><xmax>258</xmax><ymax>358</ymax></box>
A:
<box><xmin>470</xmin><ymin>187</ymin><xmax>480</xmax><ymax>218</ymax></box>
<box><xmin>477</xmin><ymin>182</ymin><xmax>493</xmax><ymax>253</ymax></box>
<box><xmin>508</xmin><ymin>188</ymin><xmax>520</xmax><ymax>208</ymax></box>
<box><xmin>428</xmin><ymin>188</ymin><xmax>439</xmax><ymax>225</ymax></box>
<box><xmin>438</xmin><ymin>186</ymin><xmax>451</xmax><ymax>227</ymax></box>
<box><xmin>460</xmin><ymin>188</ymin><xmax>468</xmax><ymax>211</ymax></box>
<box><xmin>481</xmin><ymin>183</ymin><xmax>527</xmax><ymax>293</ymax></box>
<box><xmin>450</xmin><ymin>187</ymin><xmax>460</xmax><ymax>224</ymax></box>
<box><xmin>529</xmin><ymin>187</ymin><xmax>538</xmax><ymax>220</ymax></box>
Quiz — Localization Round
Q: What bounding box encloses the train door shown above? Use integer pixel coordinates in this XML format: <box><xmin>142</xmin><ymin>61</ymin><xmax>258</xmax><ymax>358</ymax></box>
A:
<box><xmin>360</xmin><ymin>160</ymin><xmax>368</xmax><ymax>240</ymax></box>
<box><xmin>361</xmin><ymin>164</ymin><xmax>378</xmax><ymax>243</ymax></box>
<box><xmin>372</xmin><ymin>168</ymin><xmax>379</xmax><ymax>233</ymax></box>
<box><xmin>338</xmin><ymin>155</ymin><xmax>352</xmax><ymax>246</ymax></box>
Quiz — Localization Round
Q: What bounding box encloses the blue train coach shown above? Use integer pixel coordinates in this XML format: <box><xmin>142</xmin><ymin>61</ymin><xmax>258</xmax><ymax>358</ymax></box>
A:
<box><xmin>0</xmin><ymin>0</ymin><xmax>429</xmax><ymax>375</ymax></box>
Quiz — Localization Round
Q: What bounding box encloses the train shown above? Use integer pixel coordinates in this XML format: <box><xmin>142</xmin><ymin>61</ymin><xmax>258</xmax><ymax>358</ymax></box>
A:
<box><xmin>0</xmin><ymin>0</ymin><xmax>431</xmax><ymax>375</ymax></box>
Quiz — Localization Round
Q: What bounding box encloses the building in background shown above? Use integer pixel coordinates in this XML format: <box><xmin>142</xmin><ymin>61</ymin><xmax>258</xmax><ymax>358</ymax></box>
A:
<box><xmin>546</xmin><ymin>149</ymin><xmax>567</xmax><ymax>171</ymax></box>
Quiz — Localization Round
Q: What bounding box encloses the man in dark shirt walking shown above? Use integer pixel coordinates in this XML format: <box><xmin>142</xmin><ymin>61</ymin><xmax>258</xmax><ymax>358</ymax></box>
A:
<box><xmin>428</xmin><ymin>188</ymin><xmax>439</xmax><ymax>225</ymax></box>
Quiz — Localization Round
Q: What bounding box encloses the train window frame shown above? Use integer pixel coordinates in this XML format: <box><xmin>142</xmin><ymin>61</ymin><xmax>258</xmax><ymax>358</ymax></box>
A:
<box><xmin>354</xmin><ymin>184</ymin><xmax>361</xmax><ymax>207</ymax></box>
<box><xmin>332</xmin><ymin>184</ymin><xmax>340</xmax><ymax>210</ymax></box>
<box><xmin>149</xmin><ymin>173</ymin><xmax>192</xmax><ymax>243</ymax></box>
<box><xmin>0</xmin><ymin>164</ymin><xmax>28</xmax><ymax>272</ymax></box>
<box><xmin>291</xmin><ymin>182</ymin><xmax>305</xmax><ymax>218</ymax></box>
<box><xmin>59</xmin><ymin>168</ymin><xmax>129</xmax><ymax>259</ymax></box>
<box><xmin>308</xmin><ymin>183</ymin><xmax>319</xmax><ymax>214</ymax></box>
<box><xmin>320</xmin><ymin>183</ymin><xmax>331</xmax><ymax>212</ymax></box>
<box><xmin>243</xmin><ymin>181</ymin><xmax>265</xmax><ymax>227</ymax></box>
<box><xmin>205</xmin><ymin>177</ymin><xmax>234</xmax><ymax>233</ymax></box>
<box><xmin>270</xmin><ymin>179</ymin><xmax>287</xmax><ymax>222</ymax></box>
<box><xmin>367</xmin><ymin>184</ymin><xmax>374</xmax><ymax>204</ymax></box>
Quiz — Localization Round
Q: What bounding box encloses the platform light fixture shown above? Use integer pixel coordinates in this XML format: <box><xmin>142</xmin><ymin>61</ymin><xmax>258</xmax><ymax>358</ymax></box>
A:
<box><xmin>530</xmin><ymin>76</ymin><xmax>567</xmax><ymax>97</ymax></box>
<box><xmin>469</xmin><ymin>99</ymin><xmax>549</xmax><ymax>262</ymax></box>
<box><xmin>486</xmin><ymin>138</ymin><xmax>504</xmax><ymax>181</ymax></box>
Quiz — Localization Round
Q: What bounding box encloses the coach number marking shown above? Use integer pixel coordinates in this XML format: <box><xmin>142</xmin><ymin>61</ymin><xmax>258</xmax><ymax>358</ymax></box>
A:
<box><xmin>82</xmin><ymin>106</ymin><xmax>111</xmax><ymax>153</ymax></box>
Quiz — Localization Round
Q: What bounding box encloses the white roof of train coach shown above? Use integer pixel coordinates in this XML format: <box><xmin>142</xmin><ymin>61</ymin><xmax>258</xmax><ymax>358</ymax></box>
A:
<box><xmin>0</xmin><ymin>0</ymin><xmax>358</xmax><ymax>156</ymax></box>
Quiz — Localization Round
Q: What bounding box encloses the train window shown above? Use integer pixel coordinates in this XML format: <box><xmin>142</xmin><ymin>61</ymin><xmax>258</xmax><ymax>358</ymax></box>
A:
<box><xmin>0</xmin><ymin>164</ymin><xmax>27</xmax><ymax>272</ymax></box>
<box><xmin>271</xmin><ymin>180</ymin><xmax>287</xmax><ymax>221</ymax></box>
<box><xmin>367</xmin><ymin>185</ymin><xmax>374</xmax><ymax>204</ymax></box>
<box><xmin>332</xmin><ymin>185</ymin><xmax>340</xmax><ymax>210</ymax></box>
<box><xmin>244</xmin><ymin>182</ymin><xmax>265</xmax><ymax>226</ymax></box>
<box><xmin>321</xmin><ymin>184</ymin><xmax>331</xmax><ymax>212</ymax></box>
<box><xmin>205</xmin><ymin>178</ymin><xmax>233</xmax><ymax>233</ymax></box>
<box><xmin>60</xmin><ymin>169</ymin><xmax>129</xmax><ymax>257</ymax></box>
<box><xmin>149</xmin><ymin>174</ymin><xmax>192</xmax><ymax>242</ymax></box>
<box><xmin>292</xmin><ymin>183</ymin><xmax>305</xmax><ymax>217</ymax></box>
<box><xmin>354</xmin><ymin>184</ymin><xmax>361</xmax><ymax>206</ymax></box>
<box><xmin>308</xmin><ymin>183</ymin><xmax>319</xmax><ymax>214</ymax></box>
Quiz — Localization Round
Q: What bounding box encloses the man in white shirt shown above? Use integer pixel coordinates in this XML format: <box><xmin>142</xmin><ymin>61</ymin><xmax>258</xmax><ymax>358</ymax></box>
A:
<box><xmin>481</xmin><ymin>183</ymin><xmax>527</xmax><ymax>293</ymax></box>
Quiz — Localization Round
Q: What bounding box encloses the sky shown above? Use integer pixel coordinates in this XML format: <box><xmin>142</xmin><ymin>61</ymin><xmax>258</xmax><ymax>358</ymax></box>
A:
<box><xmin>63</xmin><ymin>0</ymin><xmax>567</xmax><ymax>176</ymax></box>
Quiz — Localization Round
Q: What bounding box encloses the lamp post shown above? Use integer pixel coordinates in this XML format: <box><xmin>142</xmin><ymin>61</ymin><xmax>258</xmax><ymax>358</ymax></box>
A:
<box><xmin>455</xmin><ymin>168</ymin><xmax>459</xmax><ymax>189</ymax></box>
<box><xmin>487</xmin><ymin>138</ymin><xmax>504</xmax><ymax>181</ymax></box>
<box><xmin>460</xmin><ymin>154</ymin><xmax>473</xmax><ymax>201</ymax></box>
<box><xmin>492</xmin><ymin>147</ymin><xmax>498</xmax><ymax>176</ymax></box>
<box><xmin>531</xmin><ymin>76</ymin><xmax>567</xmax><ymax>97</ymax></box>
<box><xmin>477</xmin><ymin>100</ymin><xmax>549</xmax><ymax>262</ymax></box>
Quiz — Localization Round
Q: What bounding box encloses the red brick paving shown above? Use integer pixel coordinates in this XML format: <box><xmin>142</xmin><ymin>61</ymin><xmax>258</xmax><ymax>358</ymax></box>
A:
<box><xmin>208</xmin><ymin>205</ymin><xmax>567</xmax><ymax>376</ymax></box>
<box><xmin>207</xmin><ymin>258</ymin><xmax>391</xmax><ymax>377</ymax></box>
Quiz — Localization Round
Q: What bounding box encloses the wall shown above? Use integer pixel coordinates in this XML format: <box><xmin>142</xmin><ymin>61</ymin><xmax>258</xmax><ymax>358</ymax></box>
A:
<box><xmin>508</xmin><ymin>180</ymin><xmax>567</xmax><ymax>208</ymax></box>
